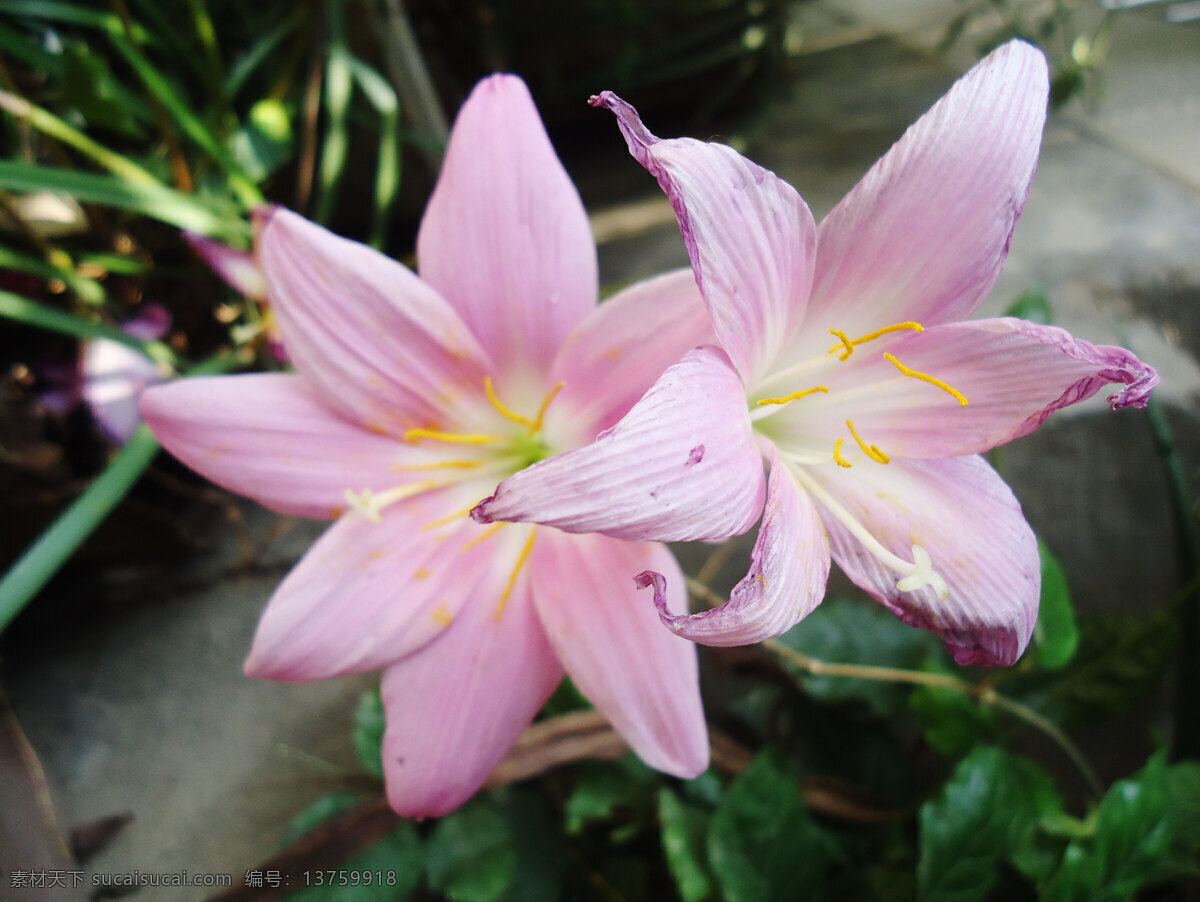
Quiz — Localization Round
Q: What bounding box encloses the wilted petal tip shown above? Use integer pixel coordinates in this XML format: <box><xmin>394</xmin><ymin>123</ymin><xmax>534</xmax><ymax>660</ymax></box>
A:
<box><xmin>469</xmin><ymin>497</ymin><xmax>495</xmax><ymax>523</ymax></box>
<box><xmin>1108</xmin><ymin>363</ymin><xmax>1159</xmax><ymax>410</ymax></box>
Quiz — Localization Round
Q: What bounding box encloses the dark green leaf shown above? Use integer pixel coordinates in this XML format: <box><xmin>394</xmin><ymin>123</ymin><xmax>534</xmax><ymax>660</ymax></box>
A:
<box><xmin>658</xmin><ymin>788</ymin><xmax>713</xmax><ymax>902</ymax></box>
<box><xmin>708</xmin><ymin>747</ymin><xmax>838</xmax><ymax>902</ymax></box>
<box><xmin>352</xmin><ymin>689</ymin><xmax>385</xmax><ymax>779</ymax></box>
<box><xmin>283</xmin><ymin>793</ymin><xmax>423</xmax><ymax>902</ymax></box>
<box><xmin>1003</xmin><ymin>288</ymin><xmax>1053</xmax><ymax>324</ymax></box>
<box><xmin>1042</xmin><ymin>750</ymin><xmax>1173</xmax><ymax>902</ymax></box>
<box><xmin>909</xmin><ymin>667</ymin><xmax>996</xmax><ymax>756</ymax></box>
<box><xmin>777</xmin><ymin>596</ymin><xmax>943</xmax><ymax>716</ymax></box>
<box><xmin>1005</xmin><ymin>613</ymin><xmax>1176</xmax><ymax>726</ymax></box>
<box><xmin>564</xmin><ymin>755</ymin><xmax>657</xmax><ymax>836</ymax></box>
<box><xmin>1031</xmin><ymin>540</ymin><xmax>1079</xmax><ymax>668</ymax></box>
<box><xmin>918</xmin><ymin>746</ymin><xmax>1062</xmax><ymax>902</ymax></box>
<box><xmin>496</xmin><ymin>789</ymin><xmax>567</xmax><ymax>902</ymax></box>
<box><xmin>426</xmin><ymin>797</ymin><xmax>517</xmax><ymax>902</ymax></box>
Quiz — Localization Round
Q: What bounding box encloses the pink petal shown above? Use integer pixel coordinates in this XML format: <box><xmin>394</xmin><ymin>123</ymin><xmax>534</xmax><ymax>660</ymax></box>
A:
<box><xmin>473</xmin><ymin>346</ymin><xmax>765</xmax><ymax>543</ymax></box>
<box><xmin>257</xmin><ymin>207</ymin><xmax>492</xmax><ymax>435</ymax></box>
<box><xmin>550</xmin><ymin>267</ymin><xmax>716</xmax><ymax>438</ymax></box>
<box><xmin>381</xmin><ymin>548</ymin><xmax>563</xmax><ymax>817</ymax></box>
<box><xmin>529</xmin><ymin>532</ymin><xmax>707</xmax><ymax>777</ymax></box>
<box><xmin>637</xmin><ymin>447</ymin><xmax>830</xmax><ymax>646</ymax></box>
<box><xmin>763</xmin><ymin>317</ymin><xmax>1159</xmax><ymax>460</ymax></box>
<box><xmin>590</xmin><ymin>91</ymin><xmax>816</xmax><ymax>385</ymax></box>
<box><xmin>244</xmin><ymin>491</ymin><xmax>529</xmax><ymax>680</ymax></box>
<box><xmin>185</xmin><ymin>232</ymin><xmax>267</xmax><ymax>299</ymax></box>
<box><xmin>83</xmin><ymin>338</ymin><xmax>165</xmax><ymax>444</ymax></box>
<box><xmin>139</xmin><ymin>373</ymin><xmax>406</xmax><ymax>519</ymax></box>
<box><xmin>806</xmin><ymin>455</ymin><xmax>1039</xmax><ymax>666</ymax></box>
<box><xmin>417</xmin><ymin>74</ymin><xmax>597</xmax><ymax>377</ymax></box>
<box><xmin>804</xmin><ymin>41</ymin><xmax>1048</xmax><ymax>345</ymax></box>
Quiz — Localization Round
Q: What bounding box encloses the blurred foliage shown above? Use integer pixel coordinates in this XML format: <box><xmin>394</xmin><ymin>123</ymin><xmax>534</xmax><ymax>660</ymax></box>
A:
<box><xmin>937</xmin><ymin>0</ymin><xmax>1116</xmax><ymax>108</ymax></box>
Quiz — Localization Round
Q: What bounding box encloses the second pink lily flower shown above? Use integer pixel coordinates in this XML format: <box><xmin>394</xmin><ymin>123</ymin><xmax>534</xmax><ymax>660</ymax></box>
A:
<box><xmin>475</xmin><ymin>41</ymin><xmax>1159</xmax><ymax>666</ymax></box>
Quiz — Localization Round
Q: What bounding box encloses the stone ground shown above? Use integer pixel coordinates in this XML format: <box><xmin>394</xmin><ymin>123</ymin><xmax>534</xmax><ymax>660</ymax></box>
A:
<box><xmin>3</xmin><ymin>2</ymin><xmax>1199</xmax><ymax>899</ymax></box>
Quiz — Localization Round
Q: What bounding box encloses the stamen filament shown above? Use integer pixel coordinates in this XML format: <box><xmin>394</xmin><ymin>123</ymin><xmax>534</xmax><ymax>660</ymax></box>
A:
<box><xmin>845</xmin><ymin>419</ymin><xmax>890</xmax><ymax>464</ymax></box>
<box><xmin>404</xmin><ymin>428</ymin><xmax>504</xmax><ymax>445</ymax></box>
<box><xmin>422</xmin><ymin>503</ymin><xmax>478</xmax><ymax>531</ymax></box>
<box><xmin>484</xmin><ymin>376</ymin><xmax>537</xmax><ymax>429</ymax></box>
<box><xmin>832</xmin><ymin>438</ymin><xmax>852</xmax><ymax>468</ymax></box>
<box><xmin>344</xmin><ymin>479</ymin><xmax>447</xmax><ymax>523</ymax></box>
<box><xmin>756</xmin><ymin>385</ymin><xmax>829</xmax><ymax>407</ymax></box>
<box><xmin>883</xmin><ymin>353</ymin><xmax>968</xmax><ymax>406</ymax></box>
<box><xmin>828</xmin><ymin>329</ymin><xmax>855</xmax><ymax>360</ymax></box>
<box><xmin>530</xmin><ymin>381</ymin><xmax>566</xmax><ymax>434</ymax></box>
<box><xmin>462</xmin><ymin>522</ymin><xmax>505</xmax><ymax>552</ymax></box>
<box><xmin>390</xmin><ymin>459</ymin><xmax>486</xmax><ymax>471</ymax></box>
<box><xmin>496</xmin><ymin>528</ymin><xmax>537</xmax><ymax>617</ymax></box>
<box><xmin>790</xmin><ymin>466</ymin><xmax>949</xmax><ymax>600</ymax></box>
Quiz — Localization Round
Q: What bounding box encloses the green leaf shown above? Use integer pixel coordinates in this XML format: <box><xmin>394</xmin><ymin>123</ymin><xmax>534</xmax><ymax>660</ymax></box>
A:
<box><xmin>776</xmin><ymin>596</ymin><xmax>943</xmax><ymax>716</ymax></box>
<box><xmin>352</xmin><ymin>689</ymin><xmax>385</xmax><ymax>779</ymax></box>
<box><xmin>564</xmin><ymin>755</ymin><xmax>657</xmax><ymax>835</ymax></box>
<box><xmin>909</xmin><ymin>666</ymin><xmax>996</xmax><ymax>756</ymax></box>
<box><xmin>1006</xmin><ymin>612</ymin><xmax>1176</xmax><ymax>726</ymax></box>
<box><xmin>1042</xmin><ymin>750</ymin><xmax>1173</xmax><ymax>902</ymax></box>
<box><xmin>282</xmin><ymin>792</ymin><xmax>363</xmax><ymax>845</ymax></box>
<box><xmin>918</xmin><ymin>746</ymin><xmax>1062</xmax><ymax>902</ymax></box>
<box><xmin>496</xmin><ymin>789</ymin><xmax>567</xmax><ymax>902</ymax></box>
<box><xmin>0</xmin><ymin>160</ymin><xmax>248</xmax><ymax>240</ymax></box>
<box><xmin>658</xmin><ymin>788</ymin><xmax>713</xmax><ymax>902</ymax></box>
<box><xmin>707</xmin><ymin>747</ymin><xmax>838</xmax><ymax>902</ymax></box>
<box><xmin>426</xmin><ymin>797</ymin><xmax>517</xmax><ymax>902</ymax></box>
<box><xmin>1004</xmin><ymin>288</ymin><xmax>1054</xmax><ymax>324</ymax></box>
<box><xmin>1031</xmin><ymin>540</ymin><xmax>1079</xmax><ymax>668</ymax></box>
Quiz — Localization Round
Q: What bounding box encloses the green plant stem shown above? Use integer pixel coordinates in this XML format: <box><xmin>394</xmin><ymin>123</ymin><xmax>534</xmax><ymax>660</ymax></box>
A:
<box><xmin>763</xmin><ymin>638</ymin><xmax>1105</xmax><ymax>797</ymax></box>
<box><xmin>0</xmin><ymin>349</ymin><xmax>246</xmax><ymax>633</ymax></box>
<box><xmin>0</xmin><ymin>288</ymin><xmax>179</xmax><ymax>369</ymax></box>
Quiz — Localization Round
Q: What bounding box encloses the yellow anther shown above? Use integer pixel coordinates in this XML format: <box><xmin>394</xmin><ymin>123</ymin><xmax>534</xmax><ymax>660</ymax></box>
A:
<box><xmin>530</xmin><ymin>381</ymin><xmax>566</xmax><ymax>434</ymax></box>
<box><xmin>404</xmin><ymin>428</ymin><xmax>503</xmax><ymax>445</ymax></box>
<box><xmin>496</xmin><ymin>529</ymin><xmax>538</xmax><ymax>618</ymax></box>
<box><xmin>845</xmin><ymin>419</ymin><xmax>890</xmax><ymax>464</ymax></box>
<box><xmin>484</xmin><ymin>376</ymin><xmax>537</xmax><ymax>429</ymax></box>
<box><xmin>756</xmin><ymin>386</ymin><xmax>829</xmax><ymax>407</ymax></box>
<box><xmin>462</xmin><ymin>522</ymin><xmax>505</xmax><ymax>552</ymax></box>
<box><xmin>832</xmin><ymin>437</ymin><xmax>853</xmax><ymax>468</ymax></box>
<box><xmin>390</xmin><ymin>459</ymin><xmax>485</xmax><ymax>471</ymax></box>
<box><xmin>827</xmin><ymin>329</ymin><xmax>855</xmax><ymax>360</ymax></box>
<box><xmin>883</xmin><ymin>353</ymin><xmax>969</xmax><ymax>406</ymax></box>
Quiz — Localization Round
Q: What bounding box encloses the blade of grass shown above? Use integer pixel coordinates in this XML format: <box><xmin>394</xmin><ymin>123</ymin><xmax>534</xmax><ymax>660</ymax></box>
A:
<box><xmin>0</xmin><ymin>88</ymin><xmax>162</xmax><ymax>186</ymax></box>
<box><xmin>345</xmin><ymin>57</ymin><xmax>400</xmax><ymax>249</ymax></box>
<box><xmin>314</xmin><ymin>0</ymin><xmax>352</xmax><ymax>224</ymax></box>
<box><xmin>106</xmin><ymin>31</ymin><xmax>262</xmax><ymax>208</ymax></box>
<box><xmin>0</xmin><ymin>0</ymin><xmax>153</xmax><ymax>42</ymax></box>
<box><xmin>0</xmin><ymin>160</ymin><xmax>249</xmax><ymax>240</ymax></box>
<box><xmin>225</xmin><ymin>14</ymin><xmax>301</xmax><ymax>101</ymax></box>
<box><xmin>0</xmin><ymin>247</ymin><xmax>106</xmax><ymax>306</ymax></box>
<box><xmin>0</xmin><ymin>348</ymin><xmax>246</xmax><ymax>633</ymax></box>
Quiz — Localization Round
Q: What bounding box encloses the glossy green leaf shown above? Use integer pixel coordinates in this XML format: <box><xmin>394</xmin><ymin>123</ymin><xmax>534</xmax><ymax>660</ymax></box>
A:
<box><xmin>918</xmin><ymin>746</ymin><xmax>1062</xmax><ymax>902</ymax></box>
<box><xmin>352</xmin><ymin>688</ymin><xmax>385</xmax><ymax>780</ymax></box>
<box><xmin>658</xmin><ymin>788</ymin><xmax>713</xmax><ymax>902</ymax></box>
<box><xmin>1042</xmin><ymin>750</ymin><xmax>1173</xmax><ymax>902</ymax></box>
<box><xmin>707</xmin><ymin>747</ymin><xmax>838</xmax><ymax>902</ymax></box>
<box><xmin>426</xmin><ymin>798</ymin><xmax>517</xmax><ymax>902</ymax></box>
<box><xmin>777</xmin><ymin>596</ymin><xmax>943</xmax><ymax>716</ymax></box>
<box><xmin>1032</xmin><ymin>540</ymin><xmax>1079</xmax><ymax>669</ymax></box>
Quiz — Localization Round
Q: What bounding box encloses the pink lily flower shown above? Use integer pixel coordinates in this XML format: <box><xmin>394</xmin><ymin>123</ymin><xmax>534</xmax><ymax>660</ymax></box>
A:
<box><xmin>473</xmin><ymin>42</ymin><xmax>1159</xmax><ymax>666</ymax></box>
<box><xmin>138</xmin><ymin>75</ymin><xmax>718</xmax><ymax>816</ymax></box>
